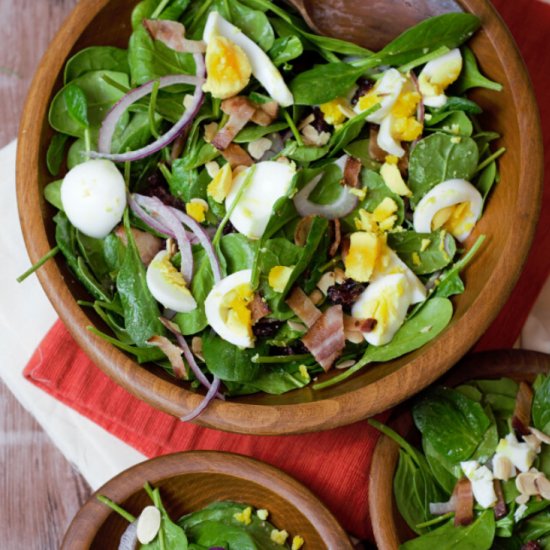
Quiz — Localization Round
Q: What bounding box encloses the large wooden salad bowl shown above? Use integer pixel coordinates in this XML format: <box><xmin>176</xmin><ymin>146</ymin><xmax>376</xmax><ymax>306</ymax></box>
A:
<box><xmin>61</xmin><ymin>451</ymin><xmax>352</xmax><ymax>549</ymax></box>
<box><xmin>17</xmin><ymin>0</ymin><xmax>543</xmax><ymax>434</ymax></box>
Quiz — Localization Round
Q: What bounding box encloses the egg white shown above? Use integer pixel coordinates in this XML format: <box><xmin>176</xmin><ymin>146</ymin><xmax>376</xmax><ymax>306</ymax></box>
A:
<box><xmin>203</xmin><ymin>12</ymin><xmax>294</xmax><ymax>107</ymax></box>
<box><xmin>61</xmin><ymin>159</ymin><xmax>126</xmax><ymax>239</ymax></box>
<box><xmin>413</xmin><ymin>178</ymin><xmax>483</xmax><ymax>242</ymax></box>
<box><xmin>377</xmin><ymin>114</ymin><xmax>406</xmax><ymax>157</ymax></box>
<box><xmin>226</xmin><ymin>161</ymin><xmax>295</xmax><ymax>240</ymax></box>
<box><xmin>419</xmin><ymin>48</ymin><xmax>463</xmax><ymax>108</ymax></box>
<box><xmin>204</xmin><ymin>269</ymin><xmax>254</xmax><ymax>348</ymax></box>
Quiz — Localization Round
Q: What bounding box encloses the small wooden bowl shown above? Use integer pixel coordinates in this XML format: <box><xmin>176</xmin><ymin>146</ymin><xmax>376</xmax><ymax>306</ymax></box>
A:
<box><xmin>61</xmin><ymin>451</ymin><xmax>353</xmax><ymax>549</ymax></box>
<box><xmin>16</xmin><ymin>0</ymin><xmax>543</xmax><ymax>434</ymax></box>
<box><xmin>368</xmin><ymin>349</ymin><xmax>550</xmax><ymax>550</ymax></box>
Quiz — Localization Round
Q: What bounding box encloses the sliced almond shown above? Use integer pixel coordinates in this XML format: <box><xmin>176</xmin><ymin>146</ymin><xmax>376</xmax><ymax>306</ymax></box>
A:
<box><xmin>529</xmin><ymin>426</ymin><xmax>550</xmax><ymax>445</ymax></box>
<box><xmin>492</xmin><ymin>454</ymin><xmax>515</xmax><ymax>481</ymax></box>
<box><xmin>334</xmin><ymin>267</ymin><xmax>346</xmax><ymax>284</ymax></box>
<box><xmin>515</xmin><ymin>493</ymin><xmax>529</xmax><ymax>505</ymax></box>
<box><xmin>309</xmin><ymin>289</ymin><xmax>323</xmax><ymax>305</ymax></box>
<box><xmin>523</xmin><ymin>434</ymin><xmax>542</xmax><ymax>453</ymax></box>
<box><xmin>287</xmin><ymin>320</ymin><xmax>307</xmax><ymax>333</ymax></box>
<box><xmin>248</xmin><ymin>137</ymin><xmax>272</xmax><ymax>160</ymax></box>
<box><xmin>301</xmin><ymin>124</ymin><xmax>330</xmax><ymax>147</ymax></box>
<box><xmin>535</xmin><ymin>475</ymin><xmax>550</xmax><ymax>500</ymax></box>
<box><xmin>298</xmin><ymin>113</ymin><xmax>315</xmax><ymax>131</ymax></box>
<box><xmin>137</xmin><ymin>505</ymin><xmax>161</xmax><ymax>544</ymax></box>
<box><xmin>205</xmin><ymin>160</ymin><xmax>220</xmax><ymax>178</ymax></box>
<box><xmin>191</xmin><ymin>336</ymin><xmax>204</xmax><ymax>362</ymax></box>
<box><xmin>515</xmin><ymin>472</ymin><xmax>540</xmax><ymax>496</ymax></box>
<box><xmin>345</xmin><ymin>330</ymin><xmax>364</xmax><ymax>344</ymax></box>
<box><xmin>336</xmin><ymin>359</ymin><xmax>356</xmax><ymax>370</ymax></box>
<box><xmin>317</xmin><ymin>272</ymin><xmax>336</xmax><ymax>295</ymax></box>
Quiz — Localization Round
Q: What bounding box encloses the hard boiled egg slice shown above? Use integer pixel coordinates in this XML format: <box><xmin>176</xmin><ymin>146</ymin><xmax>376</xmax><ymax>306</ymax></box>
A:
<box><xmin>203</xmin><ymin>11</ymin><xmax>293</xmax><ymax>107</ymax></box>
<box><xmin>460</xmin><ymin>461</ymin><xmax>497</xmax><ymax>509</ymax></box>
<box><xmin>61</xmin><ymin>159</ymin><xmax>126</xmax><ymax>238</ymax></box>
<box><xmin>413</xmin><ymin>179</ymin><xmax>483</xmax><ymax>242</ymax></box>
<box><xmin>418</xmin><ymin>48</ymin><xmax>463</xmax><ymax>108</ymax></box>
<box><xmin>377</xmin><ymin>114</ymin><xmax>406</xmax><ymax>157</ymax></box>
<box><xmin>351</xmin><ymin>273</ymin><xmax>412</xmax><ymax>346</ymax></box>
<box><xmin>205</xmin><ymin>269</ymin><xmax>255</xmax><ymax>348</ymax></box>
<box><xmin>354</xmin><ymin>68</ymin><xmax>405</xmax><ymax>124</ymax></box>
<box><xmin>226</xmin><ymin>160</ymin><xmax>295</xmax><ymax>240</ymax></box>
<box><xmin>146</xmin><ymin>251</ymin><xmax>197</xmax><ymax>313</ymax></box>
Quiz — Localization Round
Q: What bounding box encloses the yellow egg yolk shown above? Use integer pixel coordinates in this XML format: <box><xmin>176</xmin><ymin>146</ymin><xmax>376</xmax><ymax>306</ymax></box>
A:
<box><xmin>389</xmin><ymin>89</ymin><xmax>423</xmax><ymax>142</ymax></box>
<box><xmin>432</xmin><ymin>202</ymin><xmax>474</xmax><ymax>238</ymax></box>
<box><xmin>319</xmin><ymin>98</ymin><xmax>349</xmax><ymax>126</ymax></box>
<box><xmin>268</xmin><ymin>265</ymin><xmax>294</xmax><ymax>293</ymax></box>
<box><xmin>152</xmin><ymin>254</ymin><xmax>192</xmax><ymax>295</ymax></box>
<box><xmin>207</xmin><ymin>162</ymin><xmax>233</xmax><ymax>203</ymax></box>
<box><xmin>418</xmin><ymin>55</ymin><xmax>463</xmax><ymax>97</ymax></box>
<box><xmin>234</xmin><ymin>506</ymin><xmax>253</xmax><ymax>525</ymax></box>
<box><xmin>357</xmin><ymin>91</ymin><xmax>381</xmax><ymax>113</ymax></box>
<box><xmin>185</xmin><ymin>199</ymin><xmax>208</xmax><ymax>223</ymax></box>
<box><xmin>354</xmin><ymin>198</ymin><xmax>398</xmax><ymax>234</ymax></box>
<box><xmin>203</xmin><ymin>35</ymin><xmax>252</xmax><ymax>99</ymax></box>
<box><xmin>221</xmin><ymin>283</ymin><xmax>254</xmax><ymax>340</ymax></box>
<box><xmin>380</xmin><ymin>160</ymin><xmax>412</xmax><ymax>197</ymax></box>
<box><xmin>344</xmin><ymin>232</ymin><xmax>386</xmax><ymax>282</ymax></box>
<box><xmin>292</xmin><ymin>536</ymin><xmax>305</xmax><ymax>550</ymax></box>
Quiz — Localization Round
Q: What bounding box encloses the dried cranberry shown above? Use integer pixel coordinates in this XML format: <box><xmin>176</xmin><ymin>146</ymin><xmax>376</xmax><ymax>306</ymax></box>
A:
<box><xmin>276</xmin><ymin>341</ymin><xmax>309</xmax><ymax>356</ymax></box>
<box><xmin>327</xmin><ymin>279</ymin><xmax>366</xmax><ymax>306</ymax></box>
<box><xmin>351</xmin><ymin>78</ymin><xmax>374</xmax><ymax>106</ymax></box>
<box><xmin>252</xmin><ymin>318</ymin><xmax>283</xmax><ymax>339</ymax></box>
<box><xmin>222</xmin><ymin>220</ymin><xmax>236</xmax><ymax>235</ymax></box>
<box><xmin>311</xmin><ymin>107</ymin><xmax>332</xmax><ymax>133</ymax></box>
<box><xmin>521</xmin><ymin>542</ymin><xmax>543</xmax><ymax>550</ymax></box>
<box><xmin>143</xmin><ymin>170</ymin><xmax>186</xmax><ymax>210</ymax></box>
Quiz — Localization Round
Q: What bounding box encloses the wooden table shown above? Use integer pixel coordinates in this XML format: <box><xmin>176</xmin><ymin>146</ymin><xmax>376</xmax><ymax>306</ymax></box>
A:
<box><xmin>0</xmin><ymin>1</ymin><xmax>92</xmax><ymax>548</ymax></box>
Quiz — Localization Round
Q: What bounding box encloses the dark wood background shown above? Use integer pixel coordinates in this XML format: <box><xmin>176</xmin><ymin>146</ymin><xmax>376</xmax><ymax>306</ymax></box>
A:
<box><xmin>0</xmin><ymin>1</ymin><xmax>92</xmax><ymax>548</ymax></box>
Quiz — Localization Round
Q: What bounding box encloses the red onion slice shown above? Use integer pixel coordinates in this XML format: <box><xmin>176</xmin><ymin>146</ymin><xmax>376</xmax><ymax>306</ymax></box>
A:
<box><xmin>90</xmin><ymin>54</ymin><xmax>205</xmax><ymax>163</ymax></box>
<box><xmin>118</xmin><ymin>521</ymin><xmax>138</xmax><ymax>550</ymax></box>
<box><xmin>180</xmin><ymin>375</ymin><xmax>221</xmax><ymax>422</ymax></box>
<box><xmin>293</xmin><ymin>173</ymin><xmax>358</xmax><ymax>219</ymax></box>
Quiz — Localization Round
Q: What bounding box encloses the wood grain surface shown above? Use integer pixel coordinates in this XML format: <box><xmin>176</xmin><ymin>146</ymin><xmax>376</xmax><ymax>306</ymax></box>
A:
<box><xmin>0</xmin><ymin>1</ymin><xmax>91</xmax><ymax>549</ymax></box>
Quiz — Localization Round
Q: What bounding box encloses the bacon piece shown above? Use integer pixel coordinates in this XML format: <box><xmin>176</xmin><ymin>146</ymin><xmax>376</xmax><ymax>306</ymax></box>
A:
<box><xmin>212</xmin><ymin>97</ymin><xmax>257</xmax><ymax>150</ymax></box>
<box><xmin>294</xmin><ymin>216</ymin><xmax>313</xmax><ymax>247</ymax></box>
<box><xmin>286</xmin><ymin>287</ymin><xmax>322</xmax><ymax>328</ymax></box>
<box><xmin>115</xmin><ymin>226</ymin><xmax>163</xmax><ymax>265</ymax></box>
<box><xmin>147</xmin><ymin>335</ymin><xmax>187</xmax><ymax>379</ymax></box>
<box><xmin>453</xmin><ymin>477</ymin><xmax>474</xmax><ymax>527</ymax></box>
<box><xmin>369</xmin><ymin>126</ymin><xmax>387</xmax><ymax>163</ymax></box>
<box><xmin>143</xmin><ymin>19</ymin><xmax>206</xmax><ymax>53</ymax></box>
<box><xmin>250</xmin><ymin>293</ymin><xmax>270</xmax><ymax>324</ymax></box>
<box><xmin>329</xmin><ymin>219</ymin><xmax>341</xmax><ymax>257</ymax></box>
<box><xmin>221</xmin><ymin>143</ymin><xmax>254</xmax><ymax>167</ymax></box>
<box><xmin>301</xmin><ymin>305</ymin><xmax>345</xmax><ymax>371</ymax></box>
<box><xmin>512</xmin><ymin>381</ymin><xmax>534</xmax><ymax>437</ymax></box>
<box><xmin>343</xmin><ymin>156</ymin><xmax>362</xmax><ymax>188</ymax></box>
<box><xmin>493</xmin><ymin>480</ymin><xmax>507</xmax><ymax>520</ymax></box>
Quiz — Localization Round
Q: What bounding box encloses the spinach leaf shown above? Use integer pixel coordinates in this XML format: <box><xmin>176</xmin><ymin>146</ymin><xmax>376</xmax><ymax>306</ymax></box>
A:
<box><xmin>343</xmin><ymin>139</ymin><xmax>382</xmax><ymax>171</ymax></box>
<box><xmin>281</xmin><ymin>141</ymin><xmax>330</xmax><ymax>163</ymax></box>
<box><xmin>132</xmin><ymin>0</ymin><xmax>191</xmax><ymax>29</ymax></box>
<box><xmin>413</xmin><ymin>387</ymin><xmax>491</xmax><ymax>463</ymax></box>
<box><xmin>114</xmin><ymin>112</ymin><xmax>157</xmax><ymax>155</ymax></box>
<box><xmin>518</xmin><ymin>509</ymin><xmax>550</xmax><ymax>545</ymax></box>
<box><xmin>44</xmin><ymin>180</ymin><xmax>63</xmax><ymax>211</ymax></box>
<box><xmin>433</xmin><ymin>96</ymin><xmax>483</xmax><ymax>115</ymax></box>
<box><xmin>247</xmin><ymin>364</ymin><xmax>310</xmax><ymax>395</ymax></box>
<box><xmin>290</xmin><ymin>62</ymin><xmax>364</xmax><ymax>106</ymax></box>
<box><xmin>220</xmin><ymin>233</ymin><xmax>256</xmax><ymax>273</ymax></box>
<box><xmin>425</xmin><ymin>111</ymin><xmax>473</xmax><ymax>137</ymax></box>
<box><xmin>169</xmin><ymin>160</ymin><xmax>204</xmax><ymax>202</ymax></box>
<box><xmin>49</xmin><ymin>71</ymin><xmax>128</xmax><ymax>138</ymax></box>
<box><xmin>202</xmin><ymin>331</ymin><xmax>261</xmax><ymax>382</ymax></box>
<box><xmin>46</xmin><ymin>133</ymin><xmax>69</xmax><ymax>176</ymax></box>
<box><xmin>116</xmin><ymin>213</ymin><xmax>164</xmax><ymax>346</ymax></box>
<box><xmin>532</xmin><ymin>373</ymin><xmax>550</xmax><ymax>433</ymax></box>
<box><xmin>314</xmin><ymin>298</ymin><xmax>453</xmax><ymax>390</ymax></box>
<box><xmin>454</xmin><ymin>46</ymin><xmax>503</xmax><ymax>94</ymax></box>
<box><xmin>64</xmin><ymin>46</ymin><xmax>129</xmax><ymax>83</ymax></box>
<box><xmin>388</xmin><ymin>230</ymin><xmax>457</xmax><ymax>275</ymax></box>
<box><xmin>268</xmin><ymin>35</ymin><xmax>303</xmax><ymax>66</ymax></box>
<box><xmin>408</xmin><ymin>133</ymin><xmax>479</xmax><ymax>202</ymax></box>
<box><xmin>235</xmin><ymin>121</ymin><xmax>289</xmax><ymax>143</ymax></box>
<box><xmin>424</xmin><ymin>437</ymin><xmax>461</xmax><ymax>494</ymax></box>
<box><xmin>76</xmin><ymin>231</ymin><xmax>114</xmax><ymax>291</ymax></box>
<box><xmin>229</xmin><ymin>0</ymin><xmax>275</xmax><ymax>51</ymax></box>
<box><xmin>63</xmin><ymin>84</ymin><xmax>89</xmax><ymax>129</ymax></box>
<box><xmin>401</xmin><ymin>510</ymin><xmax>495</xmax><ymax>550</ymax></box>
<box><xmin>475</xmin><ymin>160</ymin><xmax>497</xmax><ymax>200</ymax></box>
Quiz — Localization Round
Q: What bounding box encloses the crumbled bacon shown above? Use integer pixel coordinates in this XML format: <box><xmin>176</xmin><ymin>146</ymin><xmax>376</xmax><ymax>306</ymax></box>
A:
<box><xmin>301</xmin><ymin>305</ymin><xmax>345</xmax><ymax>371</ymax></box>
<box><xmin>329</xmin><ymin>219</ymin><xmax>341</xmax><ymax>257</ymax></box>
<box><xmin>251</xmin><ymin>101</ymin><xmax>279</xmax><ymax>126</ymax></box>
<box><xmin>250</xmin><ymin>293</ymin><xmax>270</xmax><ymax>324</ymax></box>
<box><xmin>294</xmin><ymin>216</ymin><xmax>314</xmax><ymax>247</ymax></box>
<box><xmin>221</xmin><ymin>143</ymin><xmax>254</xmax><ymax>167</ymax></box>
<box><xmin>115</xmin><ymin>226</ymin><xmax>163</xmax><ymax>265</ymax></box>
<box><xmin>493</xmin><ymin>480</ymin><xmax>507</xmax><ymax>520</ymax></box>
<box><xmin>213</xmin><ymin>97</ymin><xmax>257</xmax><ymax>150</ymax></box>
<box><xmin>513</xmin><ymin>381</ymin><xmax>534</xmax><ymax>437</ymax></box>
<box><xmin>369</xmin><ymin>126</ymin><xmax>388</xmax><ymax>163</ymax></box>
<box><xmin>343</xmin><ymin>156</ymin><xmax>362</xmax><ymax>188</ymax></box>
<box><xmin>286</xmin><ymin>287</ymin><xmax>322</xmax><ymax>328</ymax></box>
<box><xmin>453</xmin><ymin>477</ymin><xmax>474</xmax><ymax>527</ymax></box>
<box><xmin>147</xmin><ymin>335</ymin><xmax>187</xmax><ymax>379</ymax></box>
<box><xmin>143</xmin><ymin>19</ymin><xmax>206</xmax><ymax>53</ymax></box>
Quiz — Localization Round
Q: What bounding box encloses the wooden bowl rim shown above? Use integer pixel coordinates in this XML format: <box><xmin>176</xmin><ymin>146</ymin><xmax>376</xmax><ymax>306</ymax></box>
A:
<box><xmin>61</xmin><ymin>450</ymin><xmax>352</xmax><ymax>549</ymax></box>
<box><xmin>16</xmin><ymin>0</ymin><xmax>544</xmax><ymax>434</ymax></box>
<box><xmin>368</xmin><ymin>349</ymin><xmax>550</xmax><ymax>550</ymax></box>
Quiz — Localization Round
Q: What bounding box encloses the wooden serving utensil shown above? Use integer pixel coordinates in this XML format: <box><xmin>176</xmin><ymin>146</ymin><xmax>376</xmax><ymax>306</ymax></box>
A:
<box><xmin>286</xmin><ymin>0</ymin><xmax>463</xmax><ymax>50</ymax></box>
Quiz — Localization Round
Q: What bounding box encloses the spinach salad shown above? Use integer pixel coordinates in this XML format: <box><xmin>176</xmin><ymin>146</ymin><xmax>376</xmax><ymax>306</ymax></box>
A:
<box><xmin>98</xmin><ymin>482</ymin><xmax>303</xmax><ymax>549</ymax></box>
<box><xmin>371</xmin><ymin>372</ymin><xmax>550</xmax><ymax>550</ymax></box>
<box><xmin>38</xmin><ymin>0</ymin><xmax>505</xmax><ymax>419</ymax></box>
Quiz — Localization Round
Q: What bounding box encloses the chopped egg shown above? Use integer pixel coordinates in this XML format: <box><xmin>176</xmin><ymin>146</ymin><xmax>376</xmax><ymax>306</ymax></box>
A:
<box><xmin>355</xmin><ymin>68</ymin><xmax>405</xmax><ymax>123</ymax></box>
<box><xmin>390</xmin><ymin>84</ymin><xmax>423</xmax><ymax>143</ymax></box>
<box><xmin>413</xmin><ymin>179</ymin><xmax>483</xmax><ymax>242</ymax></box>
<box><xmin>146</xmin><ymin>251</ymin><xmax>197</xmax><ymax>313</ymax></box>
<box><xmin>226</xmin><ymin>161</ymin><xmax>295</xmax><ymax>240</ymax></box>
<box><xmin>268</xmin><ymin>265</ymin><xmax>294</xmax><ymax>293</ymax></box>
<box><xmin>418</xmin><ymin>49</ymin><xmax>463</xmax><ymax>108</ymax></box>
<box><xmin>203</xmin><ymin>12</ymin><xmax>293</xmax><ymax>106</ymax></box>
<box><xmin>61</xmin><ymin>159</ymin><xmax>126</xmax><ymax>239</ymax></box>
<box><xmin>292</xmin><ymin>536</ymin><xmax>305</xmax><ymax>550</ymax></box>
<box><xmin>256</xmin><ymin>509</ymin><xmax>269</xmax><ymax>521</ymax></box>
<box><xmin>319</xmin><ymin>98</ymin><xmax>349</xmax><ymax>126</ymax></box>
<box><xmin>270</xmin><ymin>529</ymin><xmax>289</xmax><ymax>545</ymax></box>
<box><xmin>460</xmin><ymin>460</ymin><xmax>497</xmax><ymax>509</ymax></box>
<box><xmin>207</xmin><ymin>162</ymin><xmax>233</xmax><ymax>203</ymax></box>
<box><xmin>298</xmin><ymin>364</ymin><xmax>310</xmax><ymax>382</ymax></box>
<box><xmin>351</xmin><ymin>273</ymin><xmax>412</xmax><ymax>346</ymax></box>
<box><xmin>377</xmin><ymin>114</ymin><xmax>406</xmax><ymax>157</ymax></box>
<box><xmin>233</xmin><ymin>506</ymin><xmax>253</xmax><ymax>525</ymax></box>
<box><xmin>204</xmin><ymin>269</ymin><xmax>255</xmax><ymax>348</ymax></box>
<box><xmin>344</xmin><ymin>231</ymin><xmax>385</xmax><ymax>283</ymax></box>
<box><xmin>185</xmin><ymin>198</ymin><xmax>208</xmax><ymax>223</ymax></box>
<box><xmin>496</xmin><ymin>433</ymin><xmax>537</xmax><ymax>473</ymax></box>
<box><xmin>203</xmin><ymin>35</ymin><xmax>252</xmax><ymax>99</ymax></box>
<box><xmin>380</xmin><ymin>159</ymin><xmax>412</xmax><ymax>197</ymax></box>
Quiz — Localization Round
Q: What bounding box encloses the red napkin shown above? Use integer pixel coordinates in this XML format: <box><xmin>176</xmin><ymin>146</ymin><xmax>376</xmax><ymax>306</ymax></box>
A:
<box><xmin>23</xmin><ymin>0</ymin><xmax>550</xmax><ymax>542</ymax></box>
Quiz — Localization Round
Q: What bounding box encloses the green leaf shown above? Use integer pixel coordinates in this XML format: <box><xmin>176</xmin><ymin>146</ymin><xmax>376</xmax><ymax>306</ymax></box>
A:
<box><xmin>518</xmin><ymin>509</ymin><xmax>550</xmax><ymax>545</ymax></box>
<box><xmin>343</xmin><ymin>139</ymin><xmax>382</xmax><ymax>171</ymax></box>
<box><xmin>400</xmin><ymin>510</ymin><xmax>495</xmax><ymax>550</ymax></box>
<box><xmin>234</xmin><ymin>121</ymin><xmax>289</xmax><ymax>143</ymax></box>
<box><xmin>388</xmin><ymin>230</ymin><xmax>457</xmax><ymax>275</ymax></box>
<box><xmin>433</xmin><ymin>96</ymin><xmax>483</xmax><ymax>115</ymax></box>
<box><xmin>454</xmin><ymin>46</ymin><xmax>503</xmax><ymax>94</ymax></box>
<box><xmin>228</xmin><ymin>0</ymin><xmax>275</xmax><ymax>51</ymax></box>
<box><xmin>44</xmin><ymin>180</ymin><xmax>63</xmax><ymax>211</ymax></box>
<box><xmin>219</xmin><ymin>233</ymin><xmax>256</xmax><ymax>273</ymax></box>
<box><xmin>425</xmin><ymin>111</ymin><xmax>473</xmax><ymax>137</ymax></box>
<box><xmin>532</xmin><ymin>373</ymin><xmax>550</xmax><ymax>433</ymax></box>
<box><xmin>268</xmin><ymin>35</ymin><xmax>303</xmax><ymax>66</ymax></box>
<box><xmin>408</xmin><ymin>132</ymin><xmax>479</xmax><ymax>202</ymax></box>
<box><xmin>63</xmin><ymin>84</ymin><xmax>89</xmax><ymax>129</ymax></box>
<box><xmin>281</xmin><ymin>142</ymin><xmax>330</xmax><ymax>163</ymax></box>
<box><xmin>475</xmin><ymin>160</ymin><xmax>497</xmax><ymax>200</ymax></box>
<box><xmin>64</xmin><ymin>46</ymin><xmax>129</xmax><ymax>83</ymax></box>
<box><xmin>413</xmin><ymin>387</ymin><xmax>491</xmax><ymax>463</ymax></box>
<box><xmin>46</xmin><ymin>133</ymin><xmax>69</xmax><ymax>176</ymax></box>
